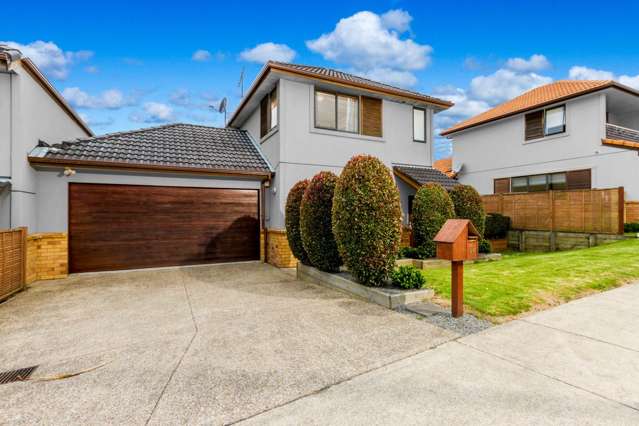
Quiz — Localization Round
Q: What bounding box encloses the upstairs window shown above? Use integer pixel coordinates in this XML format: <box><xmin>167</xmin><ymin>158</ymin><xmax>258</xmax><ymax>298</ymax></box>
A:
<box><xmin>260</xmin><ymin>86</ymin><xmax>278</xmax><ymax>138</ymax></box>
<box><xmin>525</xmin><ymin>105</ymin><xmax>566</xmax><ymax>140</ymax></box>
<box><xmin>413</xmin><ymin>108</ymin><xmax>426</xmax><ymax>142</ymax></box>
<box><xmin>315</xmin><ymin>90</ymin><xmax>359</xmax><ymax>133</ymax></box>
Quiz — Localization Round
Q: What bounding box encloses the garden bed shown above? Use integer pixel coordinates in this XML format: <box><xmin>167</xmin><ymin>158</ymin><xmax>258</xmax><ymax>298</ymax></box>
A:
<box><xmin>297</xmin><ymin>263</ymin><xmax>433</xmax><ymax>309</ymax></box>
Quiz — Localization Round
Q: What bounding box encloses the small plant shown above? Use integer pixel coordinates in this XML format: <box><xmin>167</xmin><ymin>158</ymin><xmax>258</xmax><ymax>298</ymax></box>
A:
<box><xmin>449</xmin><ymin>184</ymin><xmax>486</xmax><ymax>237</ymax></box>
<box><xmin>332</xmin><ymin>155</ymin><xmax>402</xmax><ymax>287</ymax></box>
<box><xmin>285</xmin><ymin>179</ymin><xmax>311</xmax><ymax>265</ymax></box>
<box><xmin>485</xmin><ymin>213</ymin><xmax>511</xmax><ymax>239</ymax></box>
<box><xmin>398</xmin><ymin>246</ymin><xmax>429</xmax><ymax>259</ymax></box>
<box><xmin>391</xmin><ymin>265</ymin><xmax>426</xmax><ymax>289</ymax></box>
<box><xmin>479</xmin><ymin>239</ymin><xmax>492</xmax><ymax>254</ymax></box>
<box><xmin>411</xmin><ymin>183</ymin><xmax>456</xmax><ymax>258</ymax></box>
<box><xmin>625</xmin><ymin>222</ymin><xmax>639</xmax><ymax>233</ymax></box>
<box><xmin>300</xmin><ymin>171</ymin><xmax>341</xmax><ymax>272</ymax></box>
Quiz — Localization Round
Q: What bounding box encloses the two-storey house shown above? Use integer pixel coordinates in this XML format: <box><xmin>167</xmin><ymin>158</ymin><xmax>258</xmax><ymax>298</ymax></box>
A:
<box><xmin>228</xmin><ymin>62</ymin><xmax>458</xmax><ymax>265</ymax></box>
<box><xmin>442</xmin><ymin>80</ymin><xmax>639</xmax><ymax>201</ymax></box>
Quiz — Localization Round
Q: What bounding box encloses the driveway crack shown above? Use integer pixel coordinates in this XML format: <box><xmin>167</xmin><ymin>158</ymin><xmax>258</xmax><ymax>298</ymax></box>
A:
<box><xmin>145</xmin><ymin>276</ymin><xmax>199</xmax><ymax>425</ymax></box>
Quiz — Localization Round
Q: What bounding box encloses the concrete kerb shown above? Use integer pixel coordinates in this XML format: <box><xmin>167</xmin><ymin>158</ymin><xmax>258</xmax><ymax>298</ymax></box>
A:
<box><xmin>296</xmin><ymin>263</ymin><xmax>433</xmax><ymax>309</ymax></box>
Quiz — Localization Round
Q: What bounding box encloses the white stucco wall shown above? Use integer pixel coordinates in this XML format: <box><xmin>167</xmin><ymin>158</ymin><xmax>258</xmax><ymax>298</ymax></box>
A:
<box><xmin>35</xmin><ymin>168</ymin><xmax>262</xmax><ymax>233</ymax></box>
<box><xmin>452</xmin><ymin>92</ymin><xmax>639</xmax><ymax>199</ymax></box>
<box><xmin>240</xmin><ymin>77</ymin><xmax>436</xmax><ymax>229</ymax></box>
<box><xmin>1</xmin><ymin>60</ymin><xmax>90</xmax><ymax>230</ymax></box>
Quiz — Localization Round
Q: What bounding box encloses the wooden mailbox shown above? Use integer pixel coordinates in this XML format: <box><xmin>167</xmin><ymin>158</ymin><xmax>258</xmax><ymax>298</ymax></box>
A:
<box><xmin>433</xmin><ymin>219</ymin><xmax>480</xmax><ymax>317</ymax></box>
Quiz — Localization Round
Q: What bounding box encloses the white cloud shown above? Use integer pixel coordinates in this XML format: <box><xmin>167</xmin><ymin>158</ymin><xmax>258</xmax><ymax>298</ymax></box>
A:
<box><xmin>169</xmin><ymin>89</ymin><xmax>219</xmax><ymax>110</ymax></box>
<box><xmin>568</xmin><ymin>65</ymin><xmax>639</xmax><ymax>89</ymax></box>
<box><xmin>130</xmin><ymin>102</ymin><xmax>175</xmax><ymax>123</ymax></box>
<box><xmin>63</xmin><ymin>87</ymin><xmax>137</xmax><ymax>109</ymax></box>
<box><xmin>192</xmin><ymin>49</ymin><xmax>211</xmax><ymax>62</ymax></box>
<box><xmin>240</xmin><ymin>42</ymin><xmax>296</xmax><ymax>63</ymax></box>
<box><xmin>79</xmin><ymin>113</ymin><xmax>114</xmax><ymax>127</ymax></box>
<box><xmin>84</xmin><ymin>65</ymin><xmax>99</xmax><ymax>74</ymax></box>
<box><xmin>306</xmin><ymin>10</ymin><xmax>431</xmax><ymax>87</ymax></box>
<box><xmin>356</xmin><ymin>67</ymin><xmax>418</xmax><ymax>87</ymax></box>
<box><xmin>568</xmin><ymin>66</ymin><xmax>614</xmax><ymax>80</ymax></box>
<box><xmin>505</xmin><ymin>54</ymin><xmax>550</xmax><ymax>72</ymax></box>
<box><xmin>470</xmin><ymin>69</ymin><xmax>552</xmax><ymax>104</ymax></box>
<box><xmin>0</xmin><ymin>40</ymin><xmax>92</xmax><ymax>79</ymax></box>
<box><xmin>380</xmin><ymin>9</ymin><xmax>412</xmax><ymax>32</ymax></box>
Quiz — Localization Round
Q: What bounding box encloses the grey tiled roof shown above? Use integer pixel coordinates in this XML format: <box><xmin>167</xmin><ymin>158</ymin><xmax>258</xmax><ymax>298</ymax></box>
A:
<box><xmin>393</xmin><ymin>164</ymin><xmax>460</xmax><ymax>190</ymax></box>
<box><xmin>270</xmin><ymin>62</ymin><xmax>453</xmax><ymax>107</ymax></box>
<box><xmin>36</xmin><ymin>123</ymin><xmax>271</xmax><ymax>173</ymax></box>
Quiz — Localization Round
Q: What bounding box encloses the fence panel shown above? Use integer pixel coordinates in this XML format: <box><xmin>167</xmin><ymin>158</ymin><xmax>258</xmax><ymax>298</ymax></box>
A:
<box><xmin>627</xmin><ymin>201</ymin><xmax>639</xmax><ymax>223</ymax></box>
<box><xmin>0</xmin><ymin>227</ymin><xmax>27</xmax><ymax>300</ymax></box>
<box><xmin>483</xmin><ymin>188</ymin><xmax>624</xmax><ymax>235</ymax></box>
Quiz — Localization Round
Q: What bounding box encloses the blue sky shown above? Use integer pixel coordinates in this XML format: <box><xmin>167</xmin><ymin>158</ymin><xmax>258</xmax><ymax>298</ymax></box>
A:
<box><xmin>4</xmin><ymin>0</ymin><xmax>639</xmax><ymax>158</ymax></box>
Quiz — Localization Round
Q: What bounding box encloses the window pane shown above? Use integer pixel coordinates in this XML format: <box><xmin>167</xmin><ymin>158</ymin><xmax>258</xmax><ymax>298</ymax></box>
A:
<box><xmin>315</xmin><ymin>92</ymin><xmax>336</xmax><ymax>129</ymax></box>
<box><xmin>545</xmin><ymin>106</ymin><xmax>565</xmax><ymax>135</ymax></box>
<box><xmin>413</xmin><ymin>108</ymin><xmax>425</xmax><ymax>141</ymax></box>
<box><xmin>270</xmin><ymin>87</ymin><xmax>278</xmax><ymax>129</ymax></box>
<box><xmin>511</xmin><ymin>177</ymin><xmax>528</xmax><ymax>193</ymax></box>
<box><xmin>337</xmin><ymin>95</ymin><xmax>358</xmax><ymax>132</ymax></box>
<box><xmin>550</xmin><ymin>172</ymin><xmax>567</xmax><ymax>190</ymax></box>
<box><xmin>528</xmin><ymin>174</ymin><xmax>548</xmax><ymax>192</ymax></box>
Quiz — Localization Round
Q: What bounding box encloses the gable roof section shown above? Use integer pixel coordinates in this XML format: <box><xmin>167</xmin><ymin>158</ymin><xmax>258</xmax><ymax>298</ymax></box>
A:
<box><xmin>441</xmin><ymin>80</ymin><xmax>639</xmax><ymax>136</ymax></box>
<box><xmin>393</xmin><ymin>164</ymin><xmax>459</xmax><ymax>191</ymax></box>
<box><xmin>28</xmin><ymin>123</ymin><xmax>272</xmax><ymax>178</ymax></box>
<box><xmin>229</xmin><ymin>61</ymin><xmax>453</xmax><ymax>127</ymax></box>
<box><xmin>1</xmin><ymin>48</ymin><xmax>93</xmax><ymax>136</ymax></box>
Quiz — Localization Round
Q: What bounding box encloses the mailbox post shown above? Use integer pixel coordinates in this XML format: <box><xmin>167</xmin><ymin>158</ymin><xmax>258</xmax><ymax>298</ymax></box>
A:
<box><xmin>433</xmin><ymin>219</ymin><xmax>480</xmax><ymax>317</ymax></box>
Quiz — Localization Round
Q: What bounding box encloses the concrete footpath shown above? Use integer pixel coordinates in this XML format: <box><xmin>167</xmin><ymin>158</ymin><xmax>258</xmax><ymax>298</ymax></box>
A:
<box><xmin>241</xmin><ymin>283</ymin><xmax>639</xmax><ymax>425</ymax></box>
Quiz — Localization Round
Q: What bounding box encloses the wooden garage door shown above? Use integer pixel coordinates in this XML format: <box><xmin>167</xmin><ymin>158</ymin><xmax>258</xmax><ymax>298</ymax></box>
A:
<box><xmin>69</xmin><ymin>183</ymin><xmax>260</xmax><ymax>273</ymax></box>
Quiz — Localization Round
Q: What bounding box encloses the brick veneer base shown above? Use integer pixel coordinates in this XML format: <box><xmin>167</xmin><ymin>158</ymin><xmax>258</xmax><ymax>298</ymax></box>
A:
<box><xmin>265</xmin><ymin>229</ymin><xmax>298</xmax><ymax>268</ymax></box>
<box><xmin>26</xmin><ymin>233</ymin><xmax>68</xmax><ymax>284</ymax></box>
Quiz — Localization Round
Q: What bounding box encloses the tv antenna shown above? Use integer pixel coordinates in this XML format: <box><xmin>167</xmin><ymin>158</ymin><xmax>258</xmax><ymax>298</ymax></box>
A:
<box><xmin>238</xmin><ymin>67</ymin><xmax>245</xmax><ymax>97</ymax></box>
<box><xmin>210</xmin><ymin>97</ymin><xmax>228</xmax><ymax>126</ymax></box>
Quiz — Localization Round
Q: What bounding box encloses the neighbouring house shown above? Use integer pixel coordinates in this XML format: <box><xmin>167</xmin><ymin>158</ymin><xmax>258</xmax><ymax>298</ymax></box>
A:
<box><xmin>228</xmin><ymin>61</ymin><xmax>458</xmax><ymax>266</ymax></box>
<box><xmin>441</xmin><ymin>80</ymin><xmax>639</xmax><ymax>200</ymax></box>
<box><xmin>11</xmin><ymin>53</ymin><xmax>458</xmax><ymax>275</ymax></box>
<box><xmin>0</xmin><ymin>45</ymin><xmax>92</xmax><ymax>230</ymax></box>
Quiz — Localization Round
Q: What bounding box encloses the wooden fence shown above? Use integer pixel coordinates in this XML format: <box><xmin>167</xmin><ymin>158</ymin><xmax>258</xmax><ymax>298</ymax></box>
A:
<box><xmin>482</xmin><ymin>187</ymin><xmax>624</xmax><ymax>235</ymax></box>
<box><xmin>626</xmin><ymin>201</ymin><xmax>639</xmax><ymax>223</ymax></box>
<box><xmin>0</xmin><ymin>227</ymin><xmax>27</xmax><ymax>300</ymax></box>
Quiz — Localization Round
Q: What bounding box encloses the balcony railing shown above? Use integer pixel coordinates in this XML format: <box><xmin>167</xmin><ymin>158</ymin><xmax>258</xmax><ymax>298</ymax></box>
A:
<box><xmin>606</xmin><ymin>123</ymin><xmax>639</xmax><ymax>143</ymax></box>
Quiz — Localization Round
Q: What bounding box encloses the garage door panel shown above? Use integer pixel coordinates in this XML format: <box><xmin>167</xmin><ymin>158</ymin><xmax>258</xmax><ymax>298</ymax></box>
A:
<box><xmin>69</xmin><ymin>184</ymin><xmax>259</xmax><ymax>273</ymax></box>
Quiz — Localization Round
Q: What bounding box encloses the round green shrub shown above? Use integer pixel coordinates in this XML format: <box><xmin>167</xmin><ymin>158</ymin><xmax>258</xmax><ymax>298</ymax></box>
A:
<box><xmin>478</xmin><ymin>239</ymin><xmax>492</xmax><ymax>254</ymax></box>
<box><xmin>332</xmin><ymin>155</ymin><xmax>402</xmax><ymax>287</ymax></box>
<box><xmin>449</xmin><ymin>184</ymin><xmax>486</xmax><ymax>237</ymax></box>
<box><xmin>300</xmin><ymin>171</ymin><xmax>341</xmax><ymax>272</ymax></box>
<box><xmin>285</xmin><ymin>179</ymin><xmax>311</xmax><ymax>265</ymax></box>
<box><xmin>411</xmin><ymin>183</ymin><xmax>456</xmax><ymax>258</ymax></box>
<box><xmin>485</xmin><ymin>213</ymin><xmax>511</xmax><ymax>239</ymax></box>
<box><xmin>390</xmin><ymin>265</ymin><xmax>426</xmax><ymax>289</ymax></box>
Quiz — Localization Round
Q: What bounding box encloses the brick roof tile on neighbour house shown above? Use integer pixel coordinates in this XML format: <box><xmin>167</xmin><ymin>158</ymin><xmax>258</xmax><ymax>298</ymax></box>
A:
<box><xmin>433</xmin><ymin>157</ymin><xmax>455</xmax><ymax>178</ymax></box>
<box><xmin>441</xmin><ymin>80</ymin><xmax>639</xmax><ymax>136</ymax></box>
<box><xmin>393</xmin><ymin>164</ymin><xmax>460</xmax><ymax>191</ymax></box>
<box><xmin>28</xmin><ymin>123</ymin><xmax>272</xmax><ymax>177</ymax></box>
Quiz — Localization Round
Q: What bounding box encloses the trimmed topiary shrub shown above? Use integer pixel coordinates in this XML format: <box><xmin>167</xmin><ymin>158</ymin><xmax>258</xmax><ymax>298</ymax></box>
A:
<box><xmin>332</xmin><ymin>155</ymin><xmax>402</xmax><ymax>287</ymax></box>
<box><xmin>285</xmin><ymin>179</ymin><xmax>311</xmax><ymax>265</ymax></box>
<box><xmin>398</xmin><ymin>246</ymin><xmax>429</xmax><ymax>260</ymax></box>
<box><xmin>449</xmin><ymin>184</ymin><xmax>486</xmax><ymax>237</ymax></box>
<box><xmin>411</xmin><ymin>183</ymin><xmax>456</xmax><ymax>258</ymax></box>
<box><xmin>300</xmin><ymin>171</ymin><xmax>341</xmax><ymax>272</ymax></box>
<box><xmin>390</xmin><ymin>265</ymin><xmax>426</xmax><ymax>289</ymax></box>
<box><xmin>485</xmin><ymin>213</ymin><xmax>511</xmax><ymax>239</ymax></box>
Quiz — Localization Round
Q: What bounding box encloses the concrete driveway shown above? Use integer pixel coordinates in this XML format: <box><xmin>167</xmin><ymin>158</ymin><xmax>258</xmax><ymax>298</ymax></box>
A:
<box><xmin>0</xmin><ymin>262</ymin><xmax>456</xmax><ymax>424</ymax></box>
<box><xmin>246</xmin><ymin>283</ymin><xmax>639</xmax><ymax>425</ymax></box>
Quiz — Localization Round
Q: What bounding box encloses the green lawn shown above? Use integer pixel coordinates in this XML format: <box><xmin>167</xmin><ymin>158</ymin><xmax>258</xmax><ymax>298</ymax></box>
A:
<box><xmin>421</xmin><ymin>239</ymin><xmax>639</xmax><ymax>320</ymax></box>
